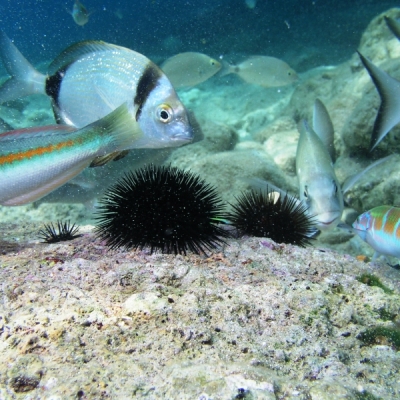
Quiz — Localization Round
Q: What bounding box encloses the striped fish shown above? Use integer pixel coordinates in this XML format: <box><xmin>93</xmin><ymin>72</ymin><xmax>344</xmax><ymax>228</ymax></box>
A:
<box><xmin>0</xmin><ymin>32</ymin><xmax>193</xmax><ymax>165</ymax></box>
<box><xmin>0</xmin><ymin>103</ymin><xmax>147</xmax><ymax>206</ymax></box>
<box><xmin>352</xmin><ymin>205</ymin><xmax>400</xmax><ymax>258</ymax></box>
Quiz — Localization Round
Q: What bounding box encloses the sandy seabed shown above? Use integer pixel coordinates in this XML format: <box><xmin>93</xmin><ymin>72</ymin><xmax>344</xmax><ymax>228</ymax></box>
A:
<box><xmin>0</xmin><ymin>221</ymin><xmax>399</xmax><ymax>399</ymax></box>
<box><xmin>1</xmin><ymin>7</ymin><xmax>400</xmax><ymax>399</ymax></box>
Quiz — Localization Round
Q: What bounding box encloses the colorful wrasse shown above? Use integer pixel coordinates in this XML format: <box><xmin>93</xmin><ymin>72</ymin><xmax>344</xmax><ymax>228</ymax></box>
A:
<box><xmin>352</xmin><ymin>205</ymin><xmax>400</xmax><ymax>258</ymax></box>
<box><xmin>0</xmin><ymin>103</ymin><xmax>147</xmax><ymax>206</ymax></box>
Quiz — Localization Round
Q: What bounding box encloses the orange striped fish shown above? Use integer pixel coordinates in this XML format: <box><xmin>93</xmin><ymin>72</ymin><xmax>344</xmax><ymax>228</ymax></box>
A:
<box><xmin>352</xmin><ymin>205</ymin><xmax>400</xmax><ymax>259</ymax></box>
<box><xmin>0</xmin><ymin>103</ymin><xmax>144</xmax><ymax>206</ymax></box>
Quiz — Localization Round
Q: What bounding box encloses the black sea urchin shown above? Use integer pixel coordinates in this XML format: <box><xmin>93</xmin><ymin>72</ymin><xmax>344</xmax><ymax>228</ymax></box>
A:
<box><xmin>228</xmin><ymin>188</ymin><xmax>315</xmax><ymax>247</ymax></box>
<box><xmin>94</xmin><ymin>165</ymin><xmax>230</xmax><ymax>255</ymax></box>
<box><xmin>39</xmin><ymin>220</ymin><xmax>81</xmax><ymax>243</ymax></box>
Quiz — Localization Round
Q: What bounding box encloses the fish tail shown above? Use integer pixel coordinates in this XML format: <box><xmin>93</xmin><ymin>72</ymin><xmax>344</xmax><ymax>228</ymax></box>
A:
<box><xmin>218</xmin><ymin>61</ymin><xmax>236</xmax><ymax>78</ymax></box>
<box><xmin>358</xmin><ymin>51</ymin><xmax>400</xmax><ymax>152</ymax></box>
<box><xmin>0</xmin><ymin>31</ymin><xmax>46</xmax><ymax>103</ymax></box>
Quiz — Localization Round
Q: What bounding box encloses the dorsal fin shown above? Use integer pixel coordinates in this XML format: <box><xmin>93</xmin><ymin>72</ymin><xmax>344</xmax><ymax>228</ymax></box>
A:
<box><xmin>47</xmin><ymin>41</ymin><xmax>126</xmax><ymax>75</ymax></box>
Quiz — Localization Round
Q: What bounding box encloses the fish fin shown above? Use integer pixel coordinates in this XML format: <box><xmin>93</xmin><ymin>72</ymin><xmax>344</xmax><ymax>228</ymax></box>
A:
<box><xmin>385</xmin><ymin>16</ymin><xmax>400</xmax><ymax>41</ymax></box>
<box><xmin>113</xmin><ymin>149</ymin><xmax>130</xmax><ymax>161</ymax></box>
<box><xmin>342</xmin><ymin>155</ymin><xmax>394</xmax><ymax>194</ymax></box>
<box><xmin>0</xmin><ymin>124</ymin><xmax>76</xmax><ymax>143</ymax></box>
<box><xmin>80</xmin><ymin>101</ymin><xmax>143</xmax><ymax>155</ymax></box>
<box><xmin>89</xmin><ymin>149</ymin><xmax>130</xmax><ymax>167</ymax></box>
<box><xmin>0</xmin><ymin>31</ymin><xmax>46</xmax><ymax>103</ymax></box>
<box><xmin>244</xmin><ymin>177</ymin><xmax>300</xmax><ymax>205</ymax></box>
<box><xmin>218</xmin><ymin>61</ymin><xmax>236</xmax><ymax>77</ymax></box>
<box><xmin>313</xmin><ymin>98</ymin><xmax>336</xmax><ymax>162</ymax></box>
<box><xmin>89</xmin><ymin>153</ymin><xmax>116</xmax><ymax>167</ymax></box>
<box><xmin>358</xmin><ymin>52</ymin><xmax>400</xmax><ymax>151</ymax></box>
<box><xmin>371</xmin><ymin>251</ymin><xmax>383</xmax><ymax>261</ymax></box>
<box><xmin>48</xmin><ymin>40</ymin><xmax>126</xmax><ymax>75</ymax></box>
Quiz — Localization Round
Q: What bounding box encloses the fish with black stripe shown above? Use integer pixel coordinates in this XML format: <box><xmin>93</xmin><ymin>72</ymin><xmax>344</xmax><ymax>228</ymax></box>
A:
<box><xmin>0</xmin><ymin>32</ymin><xmax>193</xmax><ymax>165</ymax></box>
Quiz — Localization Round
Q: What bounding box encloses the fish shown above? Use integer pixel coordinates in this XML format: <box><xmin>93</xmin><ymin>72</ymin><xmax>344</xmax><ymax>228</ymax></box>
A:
<box><xmin>352</xmin><ymin>205</ymin><xmax>400</xmax><ymax>259</ymax></box>
<box><xmin>245</xmin><ymin>0</ymin><xmax>257</xmax><ymax>9</ymax></box>
<box><xmin>222</xmin><ymin>56</ymin><xmax>298</xmax><ymax>88</ymax></box>
<box><xmin>357</xmin><ymin>52</ymin><xmax>400</xmax><ymax>151</ymax></box>
<box><xmin>385</xmin><ymin>16</ymin><xmax>400</xmax><ymax>41</ymax></box>
<box><xmin>296</xmin><ymin>120</ymin><xmax>343</xmax><ymax>230</ymax></box>
<box><xmin>0</xmin><ymin>32</ymin><xmax>193</xmax><ymax>163</ymax></box>
<box><xmin>161</xmin><ymin>52</ymin><xmax>222</xmax><ymax>88</ymax></box>
<box><xmin>69</xmin><ymin>0</ymin><xmax>91</xmax><ymax>26</ymax></box>
<box><xmin>313</xmin><ymin>98</ymin><xmax>336</xmax><ymax>162</ymax></box>
<box><xmin>0</xmin><ymin>103</ymin><xmax>159</xmax><ymax>206</ymax></box>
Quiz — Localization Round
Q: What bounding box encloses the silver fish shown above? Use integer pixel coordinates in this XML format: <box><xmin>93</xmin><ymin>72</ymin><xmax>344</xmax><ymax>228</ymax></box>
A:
<box><xmin>358</xmin><ymin>52</ymin><xmax>400</xmax><ymax>151</ymax></box>
<box><xmin>245</xmin><ymin>0</ymin><xmax>257</xmax><ymax>9</ymax></box>
<box><xmin>313</xmin><ymin>98</ymin><xmax>336</xmax><ymax>162</ymax></box>
<box><xmin>0</xmin><ymin>32</ymin><xmax>193</xmax><ymax>164</ymax></box>
<box><xmin>69</xmin><ymin>0</ymin><xmax>91</xmax><ymax>26</ymax></box>
<box><xmin>161</xmin><ymin>52</ymin><xmax>221</xmax><ymax>88</ymax></box>
<box><xmin>222</xmin><ymin>56</ymin><xmax>298</xmax><ymax>88</ymax></box>
<box><xmin>296</xmin><ymin>120</ymin><xmax>343</xmax><ymax>230</ymax></box>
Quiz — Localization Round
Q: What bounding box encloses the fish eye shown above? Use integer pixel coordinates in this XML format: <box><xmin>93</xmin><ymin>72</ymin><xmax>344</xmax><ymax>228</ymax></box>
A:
<box><xmin>157</xmin><ymin>104</ymin><xmax>173</xmax><ymax>124</ymax></box>
<box><xmin>303</xmin><ymin>186</ymin><xmax>308</xmax><ymax>198</ymax></box>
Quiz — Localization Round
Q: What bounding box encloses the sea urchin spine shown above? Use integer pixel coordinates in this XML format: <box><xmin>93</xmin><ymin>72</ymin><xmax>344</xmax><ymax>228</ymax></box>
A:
<box><xmin>95</xmin><ymin>164</ymin><xmax>230</xmax><ymax>255</ymax></box>
<box><xmin>228</xmin><ymin>188</ymin><xmax>316</xmax><ymax>247</ymax></box>
<box><xmin>39</xmin><ymin>220</ymin><xmax>81</xmax><ymax>243</ymax></box>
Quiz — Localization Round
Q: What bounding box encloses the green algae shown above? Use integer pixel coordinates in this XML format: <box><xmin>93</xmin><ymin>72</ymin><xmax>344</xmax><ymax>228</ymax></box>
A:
<box><xmin>357</xmin><ymin>325</ymin><xmax>400</xmax><ymax>349</ymax></box>
<box><xmin>356</xmin><ymin>273</ymin><xmax>393</xmax><ymax>294</ymax></box>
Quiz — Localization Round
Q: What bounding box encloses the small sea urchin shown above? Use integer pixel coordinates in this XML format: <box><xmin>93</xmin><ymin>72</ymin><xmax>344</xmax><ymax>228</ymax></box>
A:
<box><xmin>94</xmin><ymin>164</ymin><xmax>230</xmax><ymax>255</ymax></box>
<box><xmin>39</xmin><ymin>220</ymin><xmax>81</xmax><ymax>243</ymax></box>
<box><xmin>228</xmin><ymin>188</ymin><xmax>315</xmax><ymax>247</ymax></box>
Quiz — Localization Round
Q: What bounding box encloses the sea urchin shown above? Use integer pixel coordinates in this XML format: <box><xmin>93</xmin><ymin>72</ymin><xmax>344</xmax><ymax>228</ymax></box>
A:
<box><xmin>39</xmin><ymin>220</ymin><xmax>81</xmax><ymax>243</ymax></box>
<box><xmin>94</xmin><ymin>164</ymin><xmax>230</xmax><ymax>255</ymax></box>
<box><xmin>228</xmin><ymin>188</ymin><xmax>316</xmax><ymax>247</ymax></box>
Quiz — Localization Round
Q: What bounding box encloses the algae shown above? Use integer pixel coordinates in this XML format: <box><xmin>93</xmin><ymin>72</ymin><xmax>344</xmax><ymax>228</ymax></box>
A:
<box><xmin>356</xmin><ymin>273</ymin><xmax>393</xmax><ymax>294</ymax></box>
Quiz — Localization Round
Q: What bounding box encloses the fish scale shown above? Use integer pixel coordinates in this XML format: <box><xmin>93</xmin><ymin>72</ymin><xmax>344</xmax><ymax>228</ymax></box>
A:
<box><xmin>352</xmin><ymin>205</ymin><xmax>400</xmax><ymax>259</ymax></box>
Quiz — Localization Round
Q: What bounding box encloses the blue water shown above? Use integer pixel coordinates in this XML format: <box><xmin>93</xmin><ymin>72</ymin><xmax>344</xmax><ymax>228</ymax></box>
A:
<box><xmin>0</xmin><ymin>0</ymin><xmax>399</xmax><ymax>71</ymax></box>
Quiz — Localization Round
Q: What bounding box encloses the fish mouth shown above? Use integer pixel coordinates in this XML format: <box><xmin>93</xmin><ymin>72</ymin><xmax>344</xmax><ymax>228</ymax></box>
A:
<box><xmin>171</xmin><ymin>126</ymin><xmax>194</xmax><ymax>143</ymax></box>
<box><xmin>316</xmin><ymin>212</ymin><xmax>341</xmax><ymax>230</ymax></box>
<box><xmin>172</xmin><ymin>133</ymin><xmax>193</xmax><ymax>142</ymax></box>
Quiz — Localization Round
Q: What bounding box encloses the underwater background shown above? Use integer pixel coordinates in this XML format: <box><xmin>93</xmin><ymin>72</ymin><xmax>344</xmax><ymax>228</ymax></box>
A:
<box><xmin>0</xmin><ymin>0</ymin><xmax>398</xmax><ymax>69</ymax></box>
<box><xmin>2</xmin><ymin>1</ymin><xmax>400</xmax><ymax>399</ymax></box>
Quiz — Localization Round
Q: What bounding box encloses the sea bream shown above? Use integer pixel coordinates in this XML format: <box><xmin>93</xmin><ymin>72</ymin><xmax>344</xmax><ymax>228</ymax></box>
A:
<box><xmin>352</xmin><ymin>205</ymin><xmax>400</xmax><ymax>259</ymax></box>
<box><xmin>0</xmin><ymin>32</ymin><xmax>193</xmax><ymax>164</ymax></box>
<box><xmin>68</xmin><ymin>0</ymin><xmax>91</xmax><ymax>26</ymax></box>
<box><xmin>0</xmin><ymin>104</ymin><xmax>152</xmax><ymax>205</ymax></box>
<box><xmin>296</xmin><ymin>120</ymin><xmax>343</xmax><ymax>230</ymax></box>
